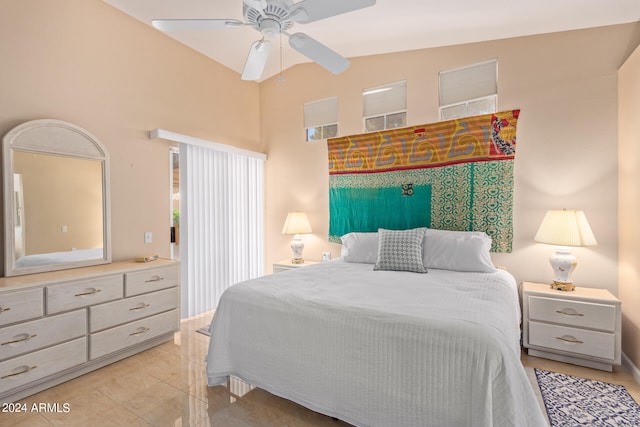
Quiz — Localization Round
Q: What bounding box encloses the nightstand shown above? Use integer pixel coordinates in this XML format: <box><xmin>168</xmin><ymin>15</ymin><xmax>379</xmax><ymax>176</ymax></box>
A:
<box><xmin>522</xmin><ymin>282</ymin><xmax>621</xmax><ymax>372</ymax></box>
<box><xmin>272</xmin><ymin>259</ymin><xmax>320</xmax><ymax>273</ymax></box>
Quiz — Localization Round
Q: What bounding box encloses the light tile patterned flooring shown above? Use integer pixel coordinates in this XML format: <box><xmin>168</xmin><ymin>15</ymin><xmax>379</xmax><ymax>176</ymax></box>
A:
<box><xmin>4</xmin><ymin>310</ymin><xmax>640</xmax><ymax>426</ymax></box>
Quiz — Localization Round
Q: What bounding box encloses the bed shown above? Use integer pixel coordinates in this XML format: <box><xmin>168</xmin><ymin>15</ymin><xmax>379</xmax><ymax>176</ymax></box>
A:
<box><xmin>206</xmin><ymin>228</ymin><xmax>546</xmax><ymax>426</ymax></box>
<box><xmin>15</xmin><ymin>247</ymin><xmax>104</xmax><ymax>268</ymax></box>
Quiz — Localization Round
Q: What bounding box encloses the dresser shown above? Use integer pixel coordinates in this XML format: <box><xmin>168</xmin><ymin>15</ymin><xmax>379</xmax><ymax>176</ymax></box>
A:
<box><xmin>521</xmin><ymin>281</ymin><xmax>621</xmax><ymax>371</ymax></box>
<box><xmin>0</xmin><ymin>259</ymin><xmax>179</xmax><ymax>403</ymax></box>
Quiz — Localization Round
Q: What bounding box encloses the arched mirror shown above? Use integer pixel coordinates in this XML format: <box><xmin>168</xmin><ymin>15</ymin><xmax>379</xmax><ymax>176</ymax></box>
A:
<box><xmin>3</xmin><ymin>119</ymin><xmax>111</xmax><ymax>276</ymax></box>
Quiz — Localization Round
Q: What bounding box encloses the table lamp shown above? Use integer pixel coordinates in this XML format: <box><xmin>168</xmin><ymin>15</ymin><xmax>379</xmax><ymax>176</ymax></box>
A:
<box><xmin>533</xmin><ymin>209</ymin><xmax>597</xmax><ymax>291</ymax></box>
<box><xmin>281</xmin><ymin>212</ymin><xmax>312</xmax><ymax>264</ymax></box>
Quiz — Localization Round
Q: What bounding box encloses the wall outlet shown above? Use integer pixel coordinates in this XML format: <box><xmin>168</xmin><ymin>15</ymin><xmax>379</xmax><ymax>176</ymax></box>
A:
<box><xmin>144</xmin><ymin>231</ymin><xmax>152</xmax><ymax>243</ymax></box>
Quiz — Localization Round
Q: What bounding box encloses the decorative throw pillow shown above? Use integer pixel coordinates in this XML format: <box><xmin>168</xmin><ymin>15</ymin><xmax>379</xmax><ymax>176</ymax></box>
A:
<box><xmin>422</xmin><ymin>230</ymin><xmax>496</xmax><ymax>273</ymax></box>
<box><xmin>340</xmin><ymin>232</ymin><xmax>379</xmax><ymax>264</ymax></box>
<box><xmin>374</xmin><ymin>228</ymin><xmax>427</xmax><ymax>273</ymax></box>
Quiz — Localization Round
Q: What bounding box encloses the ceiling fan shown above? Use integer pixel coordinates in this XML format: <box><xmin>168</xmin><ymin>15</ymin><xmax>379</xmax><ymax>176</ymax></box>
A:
<box><xmin>152</xmin><ymin>0</ymin><xmax>376</xmax><ymax>81</ymax></box>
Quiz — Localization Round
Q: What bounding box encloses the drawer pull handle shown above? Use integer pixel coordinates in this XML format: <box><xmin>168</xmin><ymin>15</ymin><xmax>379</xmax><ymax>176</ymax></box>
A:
<box><xmin>129</xmin><ymin>303</ymin><xmax>150</xmax><ymax>311</ymax></box>
<box><xmin>556</xmin><ymin>335</ymin><xmax>584</xmax><ymax>344</ymax></box>
<box><xmin>1</xmin><ymin>334</ymin><xmax>37</xmax><ymax>346</ymax></box>
<box><xmin>556</xmin><ymin>309</ymin><xmax>584</xmax><ymax>317</ymax></box>
<box><xmin>1</xmin><ymin>365</ymin><xmax>37</xmax><ymax>380</ymax></box>
<box><xmin>145</xmin><ymin>276</ymin><xmax>165</xmax><ymax>283</ymax></box>
<box><xmin>0</xmin><ymin>307</ymin><xmax>10</xmax><ymax>313</ymax></box>
<box><xmin>75</xmin><ymin>288</ymin><xmax>102</xmax><ymax>297</ymax></box>
<box><xmin>130</xmin><ymin>327</ymin><xmax>150</xmax><ymax>336</ymax></box>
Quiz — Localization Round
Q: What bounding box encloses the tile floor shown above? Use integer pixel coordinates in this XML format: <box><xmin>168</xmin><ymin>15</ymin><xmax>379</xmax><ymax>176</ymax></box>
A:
<box><xmin>3</xmin><ymin>311</ymin><xmax>640</xmax><ymax>426</ymax></box>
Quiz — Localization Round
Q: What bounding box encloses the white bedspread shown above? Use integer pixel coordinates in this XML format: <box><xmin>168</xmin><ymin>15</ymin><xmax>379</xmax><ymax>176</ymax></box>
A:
<box><xmin>206</xmin><ymin>261</ymin><xmax>546</xmax><ymax>427</ymax></box>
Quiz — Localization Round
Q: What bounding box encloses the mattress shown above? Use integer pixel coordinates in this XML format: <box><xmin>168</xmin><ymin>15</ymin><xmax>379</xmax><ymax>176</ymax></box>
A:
<box><xmin>206</xmin><ymin>261</ymin><xmax>546</xmax><ymax>427</ymax></box>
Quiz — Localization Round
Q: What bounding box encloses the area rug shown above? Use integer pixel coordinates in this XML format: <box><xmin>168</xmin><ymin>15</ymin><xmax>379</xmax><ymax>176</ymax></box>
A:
<box><xmin>196</xmin><ymin>326</ymin><xmax>210</xmax><ymax>336</ymax></box>
<box><xmin>535</xmin><ymin>368</ymin><xmax>640</xmax><ymax>426</ymax></box>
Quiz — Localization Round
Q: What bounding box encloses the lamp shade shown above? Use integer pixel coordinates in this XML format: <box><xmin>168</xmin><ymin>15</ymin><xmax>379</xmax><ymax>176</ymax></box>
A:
<box><xmin>533</xmin><ymin>209</ymin><xmax>597</xmax><ymax>247</ymax></box>
<box><xmin>281</xmin><ymin>212</ymin><xmax>312</xmax><ymax>235</ymax></box>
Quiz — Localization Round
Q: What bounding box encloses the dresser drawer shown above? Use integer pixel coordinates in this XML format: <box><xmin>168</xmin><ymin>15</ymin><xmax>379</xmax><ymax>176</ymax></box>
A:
<box><xmin>528</xmin><ymin>296</ymin><xmax>617</xmax><ymax>332</ymax></box>
<box><xmin>125</xmin><ymin>265</ymin><xmax>179</xmax><ymax>297</ymax></box>
<box><xmin>0</xmin><ymin>338</ymin><xmax>87</xmax><ymax>394</ymax></box>
<box><xmin>90</xmin><ymin>287</ymin><xmax>179</xmax><ymax>332</ymax></box>
<box><xmin>46</xmin><ymin>275</ymin><xmax>123</xmax><ymax>314</ymax></box>
<box><xmin>0</xmin><ymin>310</ymin><xmax>86</xmax><ymax>361</ymax></box>
<box><xmin>90</xmin><ymin>309</ymin><xmax>179</xmax><ymax>359</ymax></box>
<box><xmin>529</xmin><ymin>321</ymin><xmax>615</xmax><ymax>360</ymax></box>
<box><xmin>0</xmin><ymin>288</ymin><xmax>43</xmax><ymax>326</ymax></box>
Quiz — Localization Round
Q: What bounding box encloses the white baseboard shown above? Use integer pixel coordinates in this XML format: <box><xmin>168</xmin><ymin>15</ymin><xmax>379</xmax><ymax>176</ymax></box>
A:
<box><xmin>622</xmin><ymin>351</ymin><xmax>640</xmax><ymax>384</ymax></box>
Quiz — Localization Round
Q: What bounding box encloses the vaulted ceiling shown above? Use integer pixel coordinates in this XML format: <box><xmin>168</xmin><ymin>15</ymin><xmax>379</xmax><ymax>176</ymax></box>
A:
<box><xmin>104</xmin><ymin>0</ymin><xmax>640</xmax><ymax>81</ymax></box>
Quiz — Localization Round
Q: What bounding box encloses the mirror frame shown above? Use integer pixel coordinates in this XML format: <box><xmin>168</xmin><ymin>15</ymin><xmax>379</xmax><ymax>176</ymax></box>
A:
<box><xmin>2</xmin><ymin>119</ymin><xmax>111</xmax><ymax>276</ymax></box>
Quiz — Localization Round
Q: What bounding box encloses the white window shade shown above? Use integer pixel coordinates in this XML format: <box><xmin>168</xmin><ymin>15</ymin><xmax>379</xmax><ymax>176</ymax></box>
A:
<box><xmin>364</xmin><ymin>81</ymin><xmax>407</xmax><ymax>117</ymax></box>
<box><xmin>439</xmin><ymin>60</ymin><xmax>497</xmax><ymax>106</ymax></box>
<box><xmin>304</xmin><ymin>97</ymin><xmax>338</xmax><ymax>128</ymax></box>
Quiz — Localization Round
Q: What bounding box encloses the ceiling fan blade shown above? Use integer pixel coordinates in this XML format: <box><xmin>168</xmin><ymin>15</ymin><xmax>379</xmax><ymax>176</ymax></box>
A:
<box><xmin>151</xmin><ymin>19</ymin><xmax>244</xmax><ymax>31</ymax></box>
<box><xmin>289</xmin><ymin>0</ymin><xmax>376</xmax><ymax>24</ymax></box>
<box><xmin>288</xmin><ymin>33</ymin><xmax>350</xmax><ymax>75</ymax></box>
<box><xmin>241</xmin><ymin>40</ymin><xmax>272</xmax><ymax>81</ymax></box>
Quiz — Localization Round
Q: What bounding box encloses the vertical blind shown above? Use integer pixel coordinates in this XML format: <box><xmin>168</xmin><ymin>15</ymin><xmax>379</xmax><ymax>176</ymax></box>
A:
<box><xmin>180</xmin><ymin>143</ymin><xmax>264</xmax><ymax>318</ymax></box>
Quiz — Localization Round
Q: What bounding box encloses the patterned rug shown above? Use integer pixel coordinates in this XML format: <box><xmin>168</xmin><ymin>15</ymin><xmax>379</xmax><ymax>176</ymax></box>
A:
<box><xmin>535</xmin><ymin>368</ymin><xmax>640</xmax><ymax>426</ymax></box>
<box><xmin>196</xmin><ymin>326</ymin><xmax>210</xmax><ymax>336</ymax></box>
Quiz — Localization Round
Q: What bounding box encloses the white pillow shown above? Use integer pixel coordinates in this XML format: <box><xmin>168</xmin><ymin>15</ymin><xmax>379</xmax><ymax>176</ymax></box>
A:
<box><xmin>422</xmin><ymin>230</ymin><xmax>496</xmax><ymax>273</ymax></box>
<box><xmin>340</xmin><ymin>232</ymin><xmax>379</xmax><ymax>264</ymax></box>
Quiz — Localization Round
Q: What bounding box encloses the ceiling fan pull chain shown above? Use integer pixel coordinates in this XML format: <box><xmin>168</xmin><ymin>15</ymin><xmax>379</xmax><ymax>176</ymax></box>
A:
<box><xmin>279</xmin><ymin>31</ymin><xmax>285</xmax><ymax>83</ymax></box>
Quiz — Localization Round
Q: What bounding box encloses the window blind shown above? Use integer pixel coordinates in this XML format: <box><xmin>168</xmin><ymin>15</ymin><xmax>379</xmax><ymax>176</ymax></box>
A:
<box><xmin>439</xmin><ymin>60</ymin><xmax>497</xmax><ymax>106</ymax></box>
<box><xmin>363</xmin><ymin>80</ymin><xmax>407</xmax><ymax>117</ymax></box>
<box><xmin>304</xmin><ymin>97</ymin><xmax>338</xmax><ymax>128</ymax></box>
<box><xmin>180</xmin><ymin>143</ymin><xmax>264</xmax><ymax>318</ymax></box>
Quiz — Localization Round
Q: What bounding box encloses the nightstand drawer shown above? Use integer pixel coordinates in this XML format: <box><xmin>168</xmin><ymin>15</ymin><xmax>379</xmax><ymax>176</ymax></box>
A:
<box><xmin>529</xmin><ymin>321</ymin><xmax>615</xmax><ymax>360</ymax></box>
<box><xmin>528</xmin><ymin>296</ymin><xmax>616</xmax><ymax>331</ymax></box>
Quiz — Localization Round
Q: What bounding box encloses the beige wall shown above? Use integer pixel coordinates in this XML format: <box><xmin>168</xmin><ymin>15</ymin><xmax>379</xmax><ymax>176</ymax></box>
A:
<box><xmin>261</xmin><ymin>23</ymin><xmax>640</xmax><ymax>297</ymax></box>
<box><xmin>619</xmin><ymin>44</ymin><xmax>640</xmax><ymax>370</ymax></box>
<box><xmin>0</xmin><ymin>0</ymin><xmax>261</xmax><ymax>264</ymax></box>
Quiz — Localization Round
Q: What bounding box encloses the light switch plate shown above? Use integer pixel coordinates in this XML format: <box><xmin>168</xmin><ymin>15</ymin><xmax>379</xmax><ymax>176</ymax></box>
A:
<box><xmin>144</xmin><ymin>231</ymin><xmax>152</xmax><ymax>243</ymax></box>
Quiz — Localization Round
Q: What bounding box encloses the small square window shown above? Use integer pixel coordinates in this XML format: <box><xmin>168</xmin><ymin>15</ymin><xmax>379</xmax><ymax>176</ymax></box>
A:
<box><xmin>306</xmin><ymin>127</ymin><xmax>322</xmax><ymax>141</ymax></box>
<box><xmin>365</xmin><ymin>116</ymin><xmax>385</xmax><ymax>132</ymax></box>
<box><xmin>387</xmin><ymin>112</ymin><xmax>406</xmax><ymax>129</ymax></box>
<box><xmin>323</xmin><ymin>124</ymin><xmax>338</xmax><ymax>139</ymax></box>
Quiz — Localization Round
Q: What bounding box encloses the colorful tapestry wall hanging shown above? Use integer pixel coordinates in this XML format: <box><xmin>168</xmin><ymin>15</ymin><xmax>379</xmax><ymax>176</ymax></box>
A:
<box><xmin>327</xmin><ymin>110</ymin><xmax>520</xmax><ymax>252</ymax></box>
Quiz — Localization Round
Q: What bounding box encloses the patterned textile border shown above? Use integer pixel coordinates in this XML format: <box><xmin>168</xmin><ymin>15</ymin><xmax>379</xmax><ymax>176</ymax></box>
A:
<box><xmin>327</xmin><ymin>110</ymin><xmax>519</xmax><ymax>252</ymax></box>
<box><xmin>535</xmin><ymin>368</ymin><xmax>640</xmax><ymax>426</ymax></box>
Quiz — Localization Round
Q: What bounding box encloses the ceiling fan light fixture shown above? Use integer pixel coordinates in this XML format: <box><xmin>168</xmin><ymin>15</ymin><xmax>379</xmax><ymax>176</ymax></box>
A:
<box><xmin>259</xmin><ymin>18</ymin><xmax>281</xmax><ymax>38</ymax></box>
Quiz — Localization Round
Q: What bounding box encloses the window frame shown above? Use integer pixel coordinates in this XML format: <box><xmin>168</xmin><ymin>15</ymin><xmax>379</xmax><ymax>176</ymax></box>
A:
<box><xmin>438</xmin><ymin>59</ymin><xmax>498</xmax><ymax>121</ymax></box>
<box><xmin>303</xmin><ymin>96</ymin><xmax>339</xmax><ymax>142</ymax></box>
<box><xmin>362</xmin><ymin>80</ymin><xmax>407</xmax><ymax>133</ymax></box>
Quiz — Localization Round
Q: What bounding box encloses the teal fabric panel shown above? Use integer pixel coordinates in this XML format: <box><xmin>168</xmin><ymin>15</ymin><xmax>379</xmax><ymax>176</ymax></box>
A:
<box><xmin>329</xmin><ymin>184</ymin><xmax>431</xmax><ymax>239</ymax></box>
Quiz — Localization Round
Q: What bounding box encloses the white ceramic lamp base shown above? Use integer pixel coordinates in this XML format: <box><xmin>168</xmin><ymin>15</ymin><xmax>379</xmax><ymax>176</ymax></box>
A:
<box><xmin>549</xmin><ymin>246</ymin><xmax>577</xmax><ymax>291</ymax></box>
<box><xmin>290</xmin><ymin>234</ymin><xmax>305</xmax><ymax>264</ymax></box>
